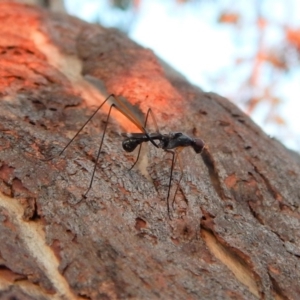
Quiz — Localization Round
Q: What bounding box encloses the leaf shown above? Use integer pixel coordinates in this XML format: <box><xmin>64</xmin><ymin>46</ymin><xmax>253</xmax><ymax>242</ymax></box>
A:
<box><xmin>263</xmin><ymin>51</ymin><xmax>287</xmax><ymax>70</ymax></box>
<box><xmin>218</xmin><ymin>12</ymin><xmax>240</xmax><ymax>25</ymax></box>
<box><xmin>286</xmin><ymin>28</ymin><xmax>300</xmax><ymax>50</ymax></box>
<box><xmin>272</xmin><ymin>115</ymin><xmax>286</xmax><ymax>125</ymax></box>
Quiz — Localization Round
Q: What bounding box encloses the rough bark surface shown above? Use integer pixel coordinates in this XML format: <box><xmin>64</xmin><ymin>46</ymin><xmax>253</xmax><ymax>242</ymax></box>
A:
<box><xmin>0</xmin><ymin>2</ymin><xmax>299</xmax><ymax>300</ymax></box>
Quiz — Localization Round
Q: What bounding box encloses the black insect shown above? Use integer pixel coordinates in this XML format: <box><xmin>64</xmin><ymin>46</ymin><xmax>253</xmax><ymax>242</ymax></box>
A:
<box><xmin>45</xmin><ymin>81</ymin><xmax>205</xmax><ymax>219</ymax></box>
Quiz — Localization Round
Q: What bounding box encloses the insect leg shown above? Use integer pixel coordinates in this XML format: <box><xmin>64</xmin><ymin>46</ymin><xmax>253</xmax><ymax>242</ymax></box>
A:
<box><xmin>84</xmin><ymin>103</ymin><xmax>116</xmax><ymax>196</ymax></box>
<box><xmin>129</xmin><ymin>108</ymin><xmax>160</xmax><ymax>170</ymax></box>
<box><xmin>172</xmin><ymin>149</ymin><xmax>184</xmax><ymax>210</ymax></box>
<box><xmin>86</xmin><ymin>100</ymin><xmax>154</xmax><ymax>195</ymax></box>
<box><xmin>41</xmin><ymin>94</ymin><xmax>115</xmax><ymax>161</ymax></box>
<box><xmin>147</xmin><ymin>107</ymin><xmax>160</xmax><ymax>133</ymax></box>
<box><xmin>165</xmin><ymin>149</ymin><xmax>177</xmax><ymax>220</ymax></box>
<box><xmin>143</xmin><ymin>107</ymin><xmax>160</xmax><ymax>148</ymax></box>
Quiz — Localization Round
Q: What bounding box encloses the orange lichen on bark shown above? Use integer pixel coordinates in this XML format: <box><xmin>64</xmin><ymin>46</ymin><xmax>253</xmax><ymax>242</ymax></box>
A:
<box><xmin>224</xmin><ymin>173</ymin><xmax>238</xmax><ymax>189</ymax></box>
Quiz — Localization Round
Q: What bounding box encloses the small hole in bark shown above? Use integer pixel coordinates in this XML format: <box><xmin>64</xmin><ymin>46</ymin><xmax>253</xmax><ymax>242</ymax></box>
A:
<box><xmin>199</xmin><ymin>109</ymin><xmax>207</xmax><ymax>115</ymax></box>
<box><xmin>232</xmin><ymin>113</ymin><xmax>241</xmax><ymax>118</ymax></box>
<box><xmin>183</xmin><ymin>225</ymin><xmax>190</xmax><ymax>235</ymax></box>
<box><xmin>135</xmin><ymin>218</ymin><xmax>147</xmax><ymax>230</ymax></box>
<box><xmin>29</xmin><ymin>200</ymin><xmax>40</xmax><ymax>221</ymax></box>
<box><xmin>218</xmin><ymin>120</ymin><xmax>230</xmax><ymax>127</ymax></box>
<box><xmin>32</xmin><ymin>99</ymin><xmax>42</xmax><ymax>104</ymax></box>
<box><xmin>226</xmin><ymin>204</ymin><xmax>233</xmax><ymax>210</ymax></box>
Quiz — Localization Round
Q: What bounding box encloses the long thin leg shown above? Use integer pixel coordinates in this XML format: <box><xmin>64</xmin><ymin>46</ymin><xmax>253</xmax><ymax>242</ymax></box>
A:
<box><xmin>84</xmin><ymin>75</ymin><xmax>155</xmax><ymax>141</ymax></box>
<box><xmin>84</xmin><ymin>103</ymin><xmax>116</xmax><ymax>196</ymax></box>
<box><xmin>86</xmin><ymin>103</ymin><xmax>160</xmax><ymax>195</ymax></box>
<box><xmin>104</xmin><ymin>94</ymin><xmax>159</xmax><ymax>148</ymax></box>
<box><xmin>172</xmin><ymin>150</ymin><xmax>184</xmax><ymax>210</ymax></box>
<box><xmin>147</xmin><ymin>108</ymin><xmax>160</xmax><ymax>133</ymax></box>
<box><xmin>42</xmin><ymin>92</ymin><xmax>159</xmax><ymax>162</ymax></box>
<box><xmin>41</xmin><ymin>94</ymin><xmax>116</xmax><ymax>161</ymax></box>
<box><xmin>165</xmin><ymin>149</ymin><xmax>177</xmax><ymax>220</ymax></box>
<box><xmin>129</xmin><ymin>108</ymin><xmax>160</xmax><ymax>170</ymax></box>
<box><xmin>40</xmin><ymin>90</ymin><xmax>161</xmax><ymax>196</ymax></box>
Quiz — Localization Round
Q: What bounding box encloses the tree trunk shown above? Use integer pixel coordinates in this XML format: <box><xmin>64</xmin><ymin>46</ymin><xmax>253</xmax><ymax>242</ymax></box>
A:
<box><xmin>0</xmin><ymin>2</ymin><xmax>299</xmax><ymax>300</ymax></box>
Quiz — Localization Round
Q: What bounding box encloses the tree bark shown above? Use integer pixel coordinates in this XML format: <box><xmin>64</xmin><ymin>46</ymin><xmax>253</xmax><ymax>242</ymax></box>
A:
<box><xmin>0</xmin><ymin>2</ymin><xmax>299</xmax><ymax>300</ymax></box>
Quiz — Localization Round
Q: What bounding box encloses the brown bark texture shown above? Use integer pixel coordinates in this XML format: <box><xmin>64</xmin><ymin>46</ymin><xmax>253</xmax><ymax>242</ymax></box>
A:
<box><xmin>0</xmin><ymin>2</ymin><xmax>299</xmax><ymax>300</ymax></box>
